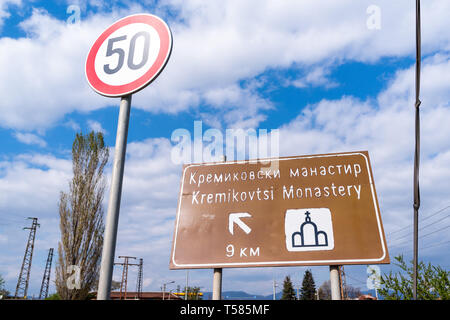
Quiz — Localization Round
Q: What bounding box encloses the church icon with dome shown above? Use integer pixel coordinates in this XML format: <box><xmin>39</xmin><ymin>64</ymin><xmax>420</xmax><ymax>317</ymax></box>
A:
<box><xmin>284</xmin><ymin>208</ymin><xmax>335</xmax><ymax>252</ymax></box>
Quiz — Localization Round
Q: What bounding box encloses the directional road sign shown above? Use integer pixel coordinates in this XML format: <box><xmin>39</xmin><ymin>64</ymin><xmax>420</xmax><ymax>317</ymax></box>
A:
<box><xmin>170</xmin><ymin>151</ymin><xmax>389</xmax><ymax>269</ymax></box>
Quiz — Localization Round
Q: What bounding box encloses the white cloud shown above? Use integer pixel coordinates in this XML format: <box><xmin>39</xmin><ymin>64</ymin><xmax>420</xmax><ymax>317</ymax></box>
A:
<box><xmin>1</xmin><ymin>1</ymin><xmax>450</xmax><ymax>132</ymax></box>
<box><xmin>0</xmin><ymin>0</ymin><xmax>21</xmax><ymax>29</ymax></box>
<box><xmin>0</xmin><ymin>154</ymin><xmax>71</xmax><ymax>216</ymax></box>
<box><xmin>87</xmin><ymin>119</ymin><xmax>106</xmax><ymax>134</ymax></box>
<box><xmin>64</xmin><ymin>119</ymin><xmax>81</xmax><ymax>131</ymax></box>
<box><xmin>14</xmin><ymin>132</ymin><xmax>47</xmax><ymax>147</ymax></box>
<box><xmin>1</xmin><ymin>1</ymin><xmax>450</xmax><ymax>295</ymax></box>
<box><xmin>279</xmin><ymin>52</ymin><xmax>450</xmax><ymax>245</ymax></box>
<box><xmin>290</xmin><ymin>66</ymin><xmax>339</xmax><ymax>89</ymax></box>
<box><xmin>0</xmin><ymin>8</ymin><xmax>118</xmax><ymax>130</ymax></box>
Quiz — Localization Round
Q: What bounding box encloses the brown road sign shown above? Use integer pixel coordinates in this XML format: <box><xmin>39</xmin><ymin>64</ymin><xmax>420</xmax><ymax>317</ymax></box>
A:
<box><xmin>169</xmin><ymin>151</ymin><xmax>389</xmax><ymax>269</ymax></box>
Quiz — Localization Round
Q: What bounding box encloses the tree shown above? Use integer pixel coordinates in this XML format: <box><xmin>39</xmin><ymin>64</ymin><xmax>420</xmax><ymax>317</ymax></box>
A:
<box><xmin>184</xmin><ymin>286</ymin><xmax>202</xmax><ymax>300</ymax></box>
<box><xmin>318</xmin><ymin>280</ymin><xmax>361</xmax><ymax>300</ymax></box>
<box><xmin>345</xmin><ymin>285</ymin><xmax>362</xmax><ymax>300</ymax></box>
<box><xmin>45</xmin><ymin>293</ymin><xmax>61</xmax><ymax>300</ymax></box>
<box><xmin>55</xmin><ymin>131</ymin><xmax>109</xmax><ymax>300</ymax></box>
<box><xmin>318</xmin><ymin>280</ymin><xmax>331</xmax><ymax>300</ymax></box>
<box><xmin>379</xmin><ymin>255</ymin><xmax>450</xmax><ymax>300</ymax></box>
<box><xmin>300</xmin><ymin>270</ymin><xmax>316</xmax><ymax>300</ymax></box>
<box><xmin>281</xmin><ymin>275</ymin><xmax>296</xmax><ymax>300</ymax></box>
<box><xmin>0</xmin><ymin>274</ymin><xmax>10</xmax><ymax>299</ymax></box>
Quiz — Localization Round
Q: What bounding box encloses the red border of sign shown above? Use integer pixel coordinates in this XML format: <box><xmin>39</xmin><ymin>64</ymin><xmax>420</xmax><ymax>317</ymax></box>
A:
<box><xmin>85</xmin><ymin>14</ymin><xmax>172</xmax><ymax>97</ymax></box>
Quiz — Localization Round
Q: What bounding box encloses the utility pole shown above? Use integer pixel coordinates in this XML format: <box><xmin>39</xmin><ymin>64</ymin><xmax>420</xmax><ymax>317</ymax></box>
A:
<box><xmin>339</xmin><ymin>266</ymin><xmax>347</xmax><ymax>300</ymax></box>
<box><xmin>15</xmin><ymin>217</ymin><xmax>39</xmax><ymax>299</ymax></box>
<box><xmin>39</xmin><ymin>248</ymin><xmax>54</xmax><ymax>300</ymax></box>
<box><xmin>114</xmin><ymin>256</ymin><xmax>139</xmax><ymax>300</ymax></box>
<box><xmin>162</xmin><ymin>280</ymin><xmax>175</xmax><ymax>300</ymax></box>
<box><xmin>272</xmin><ymin>279</ymin><xmax>278</xmax><ymax>300</ymax></box>
<box><xmin>412</xmin><ymin>0</ymin><xmax>422</xmax><ymax>301</ymax></box>
<box><xmin>185</xmin><ymin>270</ymin><xmax>189</xmax><ymax>300</ymax></box>
<box><xmin>136</xmin><ymin>258</ymin><xmax>143</xmax><ymax>299</ymax></box>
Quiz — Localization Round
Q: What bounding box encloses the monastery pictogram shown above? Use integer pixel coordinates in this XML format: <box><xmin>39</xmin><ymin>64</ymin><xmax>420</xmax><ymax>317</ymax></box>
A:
<box><xmin>291</xmin><ymin>211</ymin><xmax>329</xmax><ymax>248</ymax></box>
<box><xmin>284</xmin><ymin>208</ymin><xmax>334</xmax><ymax>252</ymax></box>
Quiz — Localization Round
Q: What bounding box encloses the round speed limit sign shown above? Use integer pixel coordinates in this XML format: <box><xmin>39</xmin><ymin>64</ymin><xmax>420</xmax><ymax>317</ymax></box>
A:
<box><xmin>85</xmin><ymin>14</ymin><xmax>172</xmax><ymax>97</ymax></box>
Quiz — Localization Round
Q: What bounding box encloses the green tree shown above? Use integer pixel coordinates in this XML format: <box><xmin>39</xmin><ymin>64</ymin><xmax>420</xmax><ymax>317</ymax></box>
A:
<box><xmin>300</xmin><ymin>270</ymin><xmax>316</xmax><ymax>300</ymax></box>
<box><xmin>0</xmin><ymin>274</ymin><xmax>10</xmax><ymax>299</ymax></box>
<box><xmin>55</xmin><ymin>131</ymin><xmax>109</xmax><ymax>300</ymax></box>
<box><xmin>184</xmin><ymin>286</ymin><xmax>202</xmax><ymax>300</ymax></box>
<box><xmin>281</xmin><ymin>275</ymin><xmax>296</xmax><ymax>300</ymax></box>
<box><xmin>45</xmin><ymin>293</ymin><xmax>61</xmax><ymax>300</ymax></box>
<box><xmin>380</xmin><ymin>255</ymin><xmax>450</xmax><ymax>300</ymax></box>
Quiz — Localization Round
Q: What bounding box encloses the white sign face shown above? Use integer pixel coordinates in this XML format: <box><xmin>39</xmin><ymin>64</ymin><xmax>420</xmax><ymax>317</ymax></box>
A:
<box><xmin>86</xmin><ymin>14</ymin><xmax>172</xmax><ymax>97</ymax></box>
<box><xmin>284</xmin><ymin>208</ymin><xmax>334</xmax><ymax>252</ymax></box>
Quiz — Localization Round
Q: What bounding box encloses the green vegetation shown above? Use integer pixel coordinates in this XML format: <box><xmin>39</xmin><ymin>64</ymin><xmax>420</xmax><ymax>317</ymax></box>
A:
<box><xmin>380</xmin><ymin>255</ymin><xmax>450</xmax><ymax>300</ymax></box>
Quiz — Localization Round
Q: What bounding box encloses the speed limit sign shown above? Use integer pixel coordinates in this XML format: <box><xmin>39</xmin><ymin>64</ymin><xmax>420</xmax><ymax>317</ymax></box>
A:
<box><xmin>85</xmin><ymin>13</ymin><xmax>172</xmax><ymax>97</ymax></box>
<box><xmin>88</xmin><ymin>13</ymin><xmax>173</xmax><ymax>300</ymax></box>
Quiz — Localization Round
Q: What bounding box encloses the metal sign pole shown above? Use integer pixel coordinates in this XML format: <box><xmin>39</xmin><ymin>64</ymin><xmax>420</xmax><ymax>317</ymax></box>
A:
<box><xmin>212</xmin><ymin>155</ymin><xmax>226</xmax><ymax>301</ymax></box>
<box><xmin>212</xmin><ymin>268</ymin><xmax>222</xmax><ymax>300</ymax></box>
<box><xmin>329</xmin><ymin>265</ymin><xmax>341</xmax><ymax>300</ymax></box>
<box><xmin>97</xmin><ymin>95</ymin><xmax>132</xmax><ymax>300</ymax></box>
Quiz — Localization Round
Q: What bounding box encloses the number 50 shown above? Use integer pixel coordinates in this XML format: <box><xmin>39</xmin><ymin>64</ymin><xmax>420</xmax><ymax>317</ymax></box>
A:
<box><xmin>103</xmin><ymin>31</ymin><xmax>150</xmax><ymax>74</ymax></box>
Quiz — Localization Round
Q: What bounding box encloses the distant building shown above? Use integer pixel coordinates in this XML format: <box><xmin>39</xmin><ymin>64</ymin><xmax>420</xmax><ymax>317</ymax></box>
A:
<box><xmin>357</xmin><ymin>294</ymin><xmax>377</xmax><ymax>300</ymax></box>
<box><xmin>90</xmin><ymin>291</ymin><xmax>183</xmax><ymax>300</ymax></box>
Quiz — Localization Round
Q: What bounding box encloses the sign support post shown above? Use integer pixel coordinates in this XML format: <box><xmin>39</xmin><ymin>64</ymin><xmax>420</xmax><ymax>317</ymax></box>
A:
<box><xmin>329</xmin><ymin>265</ymin><xmax>341</xmax><ymax>300</ymax></box>
<box><xmin>85</xmin><ymin>13</ymin><xmax>172</xmax><ymax>300</ymax></box>
<box><xmin>212</xmin><ymin>155</ymin><xmax>226</xmax><ymax>301</ymax></box>
<box><xmin>97</xmin><ymin>95</ymin><xmax>132</xmax><ymax>300</ymax></box>
<box><xmin>212</xmin><ymin>268</ymin><xmax>222</xmax><ymax>300</ymax></box>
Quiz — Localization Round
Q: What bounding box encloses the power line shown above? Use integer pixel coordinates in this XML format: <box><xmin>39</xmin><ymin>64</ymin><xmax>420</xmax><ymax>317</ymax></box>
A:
<box><xmin>387</xmin><ymin>205</ymin><xmax>450</xmax><ymax>238</ymax></box>
<box><xmin>388</xmin><ymin>213</ymin><xmax>450</xmax><ymax>244</ymax></box>
<box><xmin>390</xmin><ymin>235</ymin><xmax>450</xmax><ymax>255</ymax></box>
<box><xmin>345</xmin><ymin>274</ymin><xmax>366</xmax><ymax>285</ymax></box>
<box><xmin>389</xmin><ymin>222</ymin><xmax>450</xmax><ymax>249</ymax></box>
<box><xmin>420</xmin><ymin>224</ymin><xmax>450</xmax><ymax>239</ymax></box>
<box><xmin>419</xmin><ymin>240</ymin><xmax>450</xmax><ymax>251</ymax></box>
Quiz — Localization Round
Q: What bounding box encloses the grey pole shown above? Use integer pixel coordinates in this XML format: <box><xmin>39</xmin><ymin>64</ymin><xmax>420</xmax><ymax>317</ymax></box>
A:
<box><xmin>212</xmin><ymin>268</ymin><xmax>222</xmax><ymax>300</ymax></box>
<box><xmin>212</xmin><ymin>154</ymin><xmax>226</xmax><ymax>301</ymax></box>
<box><xmin>412</xmin><ymin>0</ymin><xmax>422</xmax><ymax>301</ymax></box>
<box><xmin>272</xmin><ymin>279</ymin><xmax>277</xmax><ymax>300</ymax></box>
<box><xmin>97</xmin><ymin>95</ymin><xmax>132</xmax><ymax>300</ymax></box>
<box><xmin>329</xmin><ymin>265</ymin><xmax>341</xmax><ymax>300</ymax></box>
<box><xmin>185</xmin><ymin>270</ymin><xmax>189</xmax><ymax>300</ymax></box>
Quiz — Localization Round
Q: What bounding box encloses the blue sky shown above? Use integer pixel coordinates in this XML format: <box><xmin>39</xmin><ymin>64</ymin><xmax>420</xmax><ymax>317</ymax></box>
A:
<box><xmin>0</xmin><ymin>0</ymin><xmax>450</xmax><ymax>298</ymax></box>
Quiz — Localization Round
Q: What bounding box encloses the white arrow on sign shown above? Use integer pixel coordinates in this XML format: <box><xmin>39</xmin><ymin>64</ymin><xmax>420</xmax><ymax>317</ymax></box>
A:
<box><xmin>229</xmin><ymin>212</ymin><xmax>252</xmax><ymax>235</ymax></box>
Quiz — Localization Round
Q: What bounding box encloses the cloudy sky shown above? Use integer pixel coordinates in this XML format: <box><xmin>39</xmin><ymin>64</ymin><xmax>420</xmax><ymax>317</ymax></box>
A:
<box><xmin>0</xmin><ymin>0</ymin><xmax>449</xmax><ymax>298</ymax></box>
